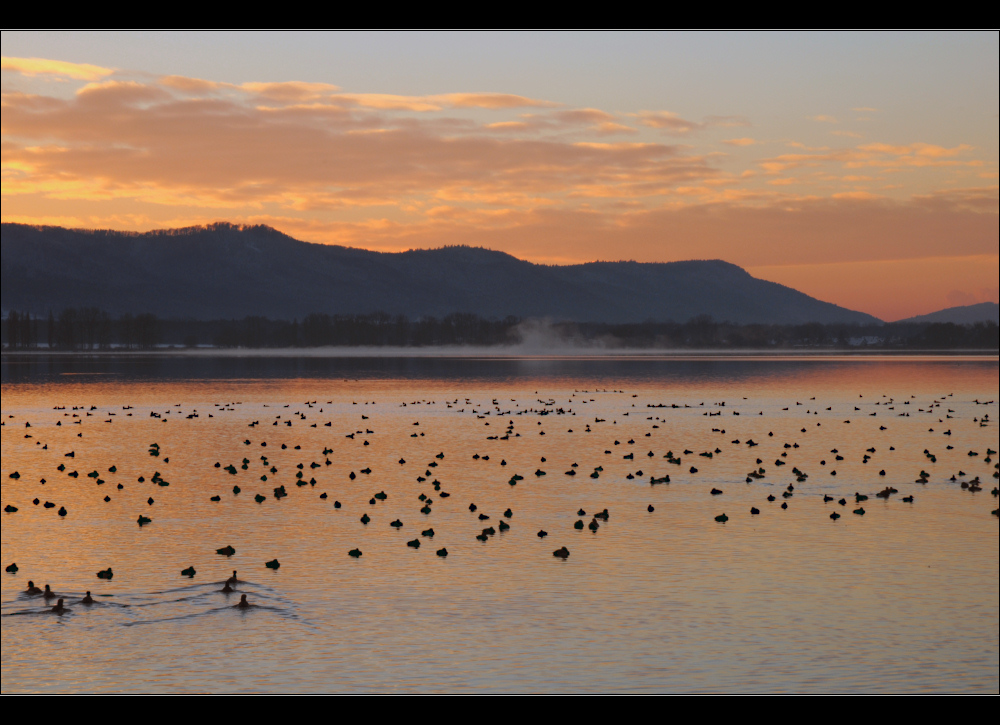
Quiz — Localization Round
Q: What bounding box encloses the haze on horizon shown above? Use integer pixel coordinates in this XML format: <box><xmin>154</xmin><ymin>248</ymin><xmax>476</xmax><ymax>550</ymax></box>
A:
<box><xmin>1</xmin><ymin>31</ymin><xmax>997</xmax><ymax>321</ymax></box>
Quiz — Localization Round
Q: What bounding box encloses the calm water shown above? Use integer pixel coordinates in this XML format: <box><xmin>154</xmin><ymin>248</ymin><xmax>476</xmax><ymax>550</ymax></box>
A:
<box><xmin>2</xmin><ymin>354</ymin><xmax>998</xmax><ymax>693</ymax></box>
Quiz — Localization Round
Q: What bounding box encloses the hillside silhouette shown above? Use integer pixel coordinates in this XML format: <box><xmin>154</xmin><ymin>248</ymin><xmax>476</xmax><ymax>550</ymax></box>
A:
<box><xmin>2</xmin><ymin>223</ymin><xmax>879</xmax><ymax>325</ymax></box>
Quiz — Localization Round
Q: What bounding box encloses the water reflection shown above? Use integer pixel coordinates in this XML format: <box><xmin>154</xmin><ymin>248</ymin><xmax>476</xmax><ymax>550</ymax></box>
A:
<box><xmin>2</xmin><ymin>355</ymin><xmax>997</xmax><ymax>693</ymax></box>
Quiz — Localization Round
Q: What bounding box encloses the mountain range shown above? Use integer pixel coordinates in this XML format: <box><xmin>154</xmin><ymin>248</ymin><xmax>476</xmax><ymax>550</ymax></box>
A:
<box><xmin>895</xmin><ymin>302</ymin><xmax>999</xmax><ymax>325</ymax></box>
<box><xmin>1</xmin><ymin>222</ymin><xmax>892</xmax><ymax>325</ymax></box>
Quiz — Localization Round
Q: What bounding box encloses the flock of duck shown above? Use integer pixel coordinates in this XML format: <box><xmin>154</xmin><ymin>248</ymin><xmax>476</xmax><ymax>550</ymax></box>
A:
<box><xmin>3</xmin><ymin>388</ymin><xmax>998</xmax><ymax>614</ymax></box>
<box><xmin>12</xmin><ymin>569</ymin><xmax>252</xmax><ymax>613</ymax></box>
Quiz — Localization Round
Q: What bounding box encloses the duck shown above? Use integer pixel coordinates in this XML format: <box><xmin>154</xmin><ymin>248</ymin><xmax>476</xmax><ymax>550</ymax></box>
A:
<box><xmin>51</xmin><ymin>598</ymin><xmax>68</xmax><ymax>614</ymax></box>
<box><xmin>235</xmin><ymin>594</ymin><xmax>251</xmax><ymax>609</ymax></box>
<box><xmin>25</xmin><ymin>581</ymin><xmax>42</xmax><ymax>595</ymax></box>
<box><xmin>81</xmin><ymin>591</ymin><xmax>94</xmax><ymax>604</ymax></box>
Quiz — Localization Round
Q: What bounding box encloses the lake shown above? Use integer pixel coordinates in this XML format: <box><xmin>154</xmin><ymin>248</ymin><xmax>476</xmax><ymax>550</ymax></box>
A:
<box><xmin>2</xmin><ymin>353</ymin><xmax>997</xmax><ymax>693</ymax></box>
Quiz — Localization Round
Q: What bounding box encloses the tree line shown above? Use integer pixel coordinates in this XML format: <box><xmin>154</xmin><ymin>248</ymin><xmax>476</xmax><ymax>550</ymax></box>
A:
<box><xmin>3</xmin><ymin>308</ymin><xmax>997</xmax><ymax>350</ymax></box>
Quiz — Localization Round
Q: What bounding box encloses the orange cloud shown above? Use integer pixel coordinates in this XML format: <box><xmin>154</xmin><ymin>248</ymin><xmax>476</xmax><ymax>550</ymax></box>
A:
<box><xmin>329</xmin><ymin>92</ymin><xmax>552</xmax><ymax>111</ymax></box>
<box><xmin>1</xmin><ymin>56</ymin><xmax>113</xmax><ymax>81</ymax></box>
<box><xmin>635</xmin><ymin>111</ymin><xmax>702</xmax><ymax>133</ymax></box>
<box><xmin>2</xmin><ymin>63</ymin><xmax>996</xmax><ymax>320</ymax></box>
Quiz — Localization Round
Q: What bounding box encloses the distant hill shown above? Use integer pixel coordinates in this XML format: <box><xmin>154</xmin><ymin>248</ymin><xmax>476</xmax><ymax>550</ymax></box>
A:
<box><xmin>1</xmin><ymin>223</ymin><xmax>880</xmax><ymax>325</ymax></box>
<box><xmin>896</xmin><ymin>302</ymin><xmax>999</xmax><ymax>325</ymax></box>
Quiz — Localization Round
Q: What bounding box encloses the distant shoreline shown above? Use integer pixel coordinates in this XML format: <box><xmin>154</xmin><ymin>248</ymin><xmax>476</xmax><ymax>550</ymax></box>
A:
<box><xmin>2</xmin><ymin>348</ymin><xmax>997</xmax><ymax>360</ymax></box>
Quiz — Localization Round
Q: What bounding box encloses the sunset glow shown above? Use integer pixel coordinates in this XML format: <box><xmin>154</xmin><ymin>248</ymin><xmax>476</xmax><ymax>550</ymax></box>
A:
<box><xmin>2</xmin><ymin>31</ymin><xmax>997</xmax><ymax>320</ymax></box>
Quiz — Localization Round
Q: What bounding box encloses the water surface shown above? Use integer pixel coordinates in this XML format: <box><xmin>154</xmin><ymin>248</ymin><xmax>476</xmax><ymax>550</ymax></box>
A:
<box><xmin>2</xmin><ymin>354</ymin><xmax>997</xmax><ymax>693</ymax></box>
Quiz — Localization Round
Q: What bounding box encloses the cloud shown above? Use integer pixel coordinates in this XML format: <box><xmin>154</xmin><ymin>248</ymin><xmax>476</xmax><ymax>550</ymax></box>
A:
<box><xmin>594</xmin><ymin>122</ymin><xmax>637</xmax><ymax>135</ymax></box>
<box><xmin>1</xmin><ymin>78</ymin><xmax>713</xmax><ymax>214</ymax></box>
<box><xmin>552</xmin><ymin>108</ymin><xmax>615</xmax><ymax>123</ymax></box>
<box><xmin>328</xmin><ymin>92</ymin><xmax>553</xmax><ymax>112</ymax></box>
<box><xmin>758</xmin><ymin>141</ymin><xmax>982</xmax><ymax>176</ymax></box>
<box><xmin>3</xmin><ymin>64</ymin><xmax>996</xmax><ymax>320</ymax></box>
<box><xmin>241</xmin><ymin>81</ymin><xmax>342</xmax><ymax>101</ymax></box>
<box><xmin>810</xmin><ymin>114</ymin><xmax>838</xmax><ymax>123</ymax></box>
<box><xmin>635</xmin><ymin>111</ymin><xmax>702</xmax><ymax>133</ymax></box>
<box><xmin>160</xmin><ymin>75</ymin><xmax>226</xmax><ymax>94</ymax></box>
<box><xmin>1</xmin><ymin>56</ymin><xmax>113</xmax><ymax>81</ymax></box>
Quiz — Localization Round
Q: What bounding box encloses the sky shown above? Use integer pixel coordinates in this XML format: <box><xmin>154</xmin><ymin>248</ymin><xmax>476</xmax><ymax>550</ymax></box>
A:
<box><xmin>2</xmin><ymin>31</ymin><xmax>997</xmax><ymax>321</ymax></box>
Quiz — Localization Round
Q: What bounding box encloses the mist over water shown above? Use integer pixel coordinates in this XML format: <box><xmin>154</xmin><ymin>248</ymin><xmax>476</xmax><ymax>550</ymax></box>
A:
<box><xmin>2</xmin><ymin>354</ymin><xmax>997</xmax><ymax>693</ymax></box>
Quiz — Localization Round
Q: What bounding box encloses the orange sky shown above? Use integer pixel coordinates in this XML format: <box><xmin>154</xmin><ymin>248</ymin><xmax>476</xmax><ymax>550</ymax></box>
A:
<box><xmin>2</xmin><ymin>33</ymin><xmax>997</xmax><ymax>321</ymax></box>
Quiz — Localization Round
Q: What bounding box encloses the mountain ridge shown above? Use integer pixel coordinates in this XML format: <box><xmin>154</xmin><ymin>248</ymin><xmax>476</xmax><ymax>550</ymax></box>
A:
<box><xmin>895</xmin><ymin>302</ymin><xmax>999</xmax><ymax>325</ymax></box>
<box><xmin>1</xmin><ymin>222</ymin><xmax>881</xmax><ymax>325</ymax></box>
